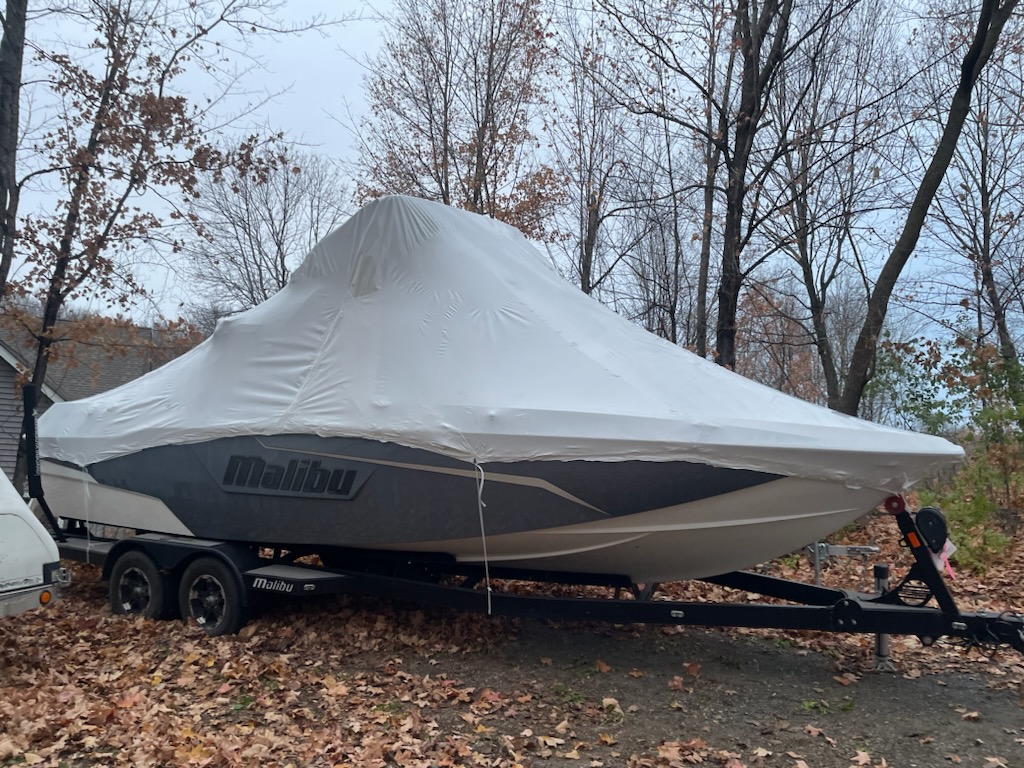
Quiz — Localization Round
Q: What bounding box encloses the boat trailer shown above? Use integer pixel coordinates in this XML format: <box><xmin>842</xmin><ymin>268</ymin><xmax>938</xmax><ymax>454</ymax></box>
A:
<box><xmin>51</xmin><ymin>495</ymin><xmax>1024</xmax><ymax>656</ymax></box>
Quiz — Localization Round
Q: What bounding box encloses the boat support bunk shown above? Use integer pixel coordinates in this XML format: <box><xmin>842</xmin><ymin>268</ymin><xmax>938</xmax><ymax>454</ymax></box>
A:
<box><xmin>48</xmin><ymin>495</ymin><xmax>1024</xmax><ymax>656</ymax></box>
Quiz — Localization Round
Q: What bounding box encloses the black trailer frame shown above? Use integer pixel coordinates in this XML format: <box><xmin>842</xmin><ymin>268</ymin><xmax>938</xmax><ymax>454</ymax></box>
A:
<box><xmin>51</xmin><ymin>496</ymin><xmax>1024</xmax><ymax>654</ymax></box>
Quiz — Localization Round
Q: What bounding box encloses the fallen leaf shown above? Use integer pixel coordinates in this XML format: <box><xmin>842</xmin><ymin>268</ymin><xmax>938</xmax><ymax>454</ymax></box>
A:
<box><xmin>851</xmin><ymin>750</ymin><xmax>871</xmax><ymax>765</ymax></box>
<box><xmin>538</xmin><ymin>735</ymin><xmax>565</xmax><ymax>748</ymax></box>
<box><xmin>658</xmin><ymin>742</ymin><xmax>683</xmax><ymax>761</ymax></box>
<box><xmin>601</xmin><ymin>697</ymin><xmax>623</xmax><ymax>716</ymax></box>
<box><xmin>595</xmin><ymin>659</ymin><xmax>611</xmax><ymax>674</ymax></box>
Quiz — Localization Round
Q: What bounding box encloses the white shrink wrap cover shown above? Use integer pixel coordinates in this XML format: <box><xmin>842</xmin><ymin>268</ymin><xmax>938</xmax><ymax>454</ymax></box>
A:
<box><xmin>39</xmin><ymin>196</ymin><xmax>962</xmax><ymax>492</ymax></box>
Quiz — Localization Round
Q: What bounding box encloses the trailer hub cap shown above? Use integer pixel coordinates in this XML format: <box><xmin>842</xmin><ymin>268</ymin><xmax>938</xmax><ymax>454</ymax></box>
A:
<box><xmin>188</xmin><ymin>575</ymin><xmax>226</xmax><ymax>627</ymax></box>
<box><xmin>117</xmin><ymin>567</ymin><xmax>152</xmax><ymax>612</ymax></box>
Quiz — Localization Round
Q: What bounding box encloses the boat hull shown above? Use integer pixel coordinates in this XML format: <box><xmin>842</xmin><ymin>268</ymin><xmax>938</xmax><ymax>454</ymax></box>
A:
<box><xmin>41</xmin><ymin>434</ymin><xmax>887</xmax><ymax>581</ymax></box>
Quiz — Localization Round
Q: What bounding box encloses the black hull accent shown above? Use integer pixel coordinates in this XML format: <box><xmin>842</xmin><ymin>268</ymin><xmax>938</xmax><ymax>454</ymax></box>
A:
<box><xmin>85</xmin><ymin>435</ymin><xmax>781</xmax><ymax>548</ymax></box>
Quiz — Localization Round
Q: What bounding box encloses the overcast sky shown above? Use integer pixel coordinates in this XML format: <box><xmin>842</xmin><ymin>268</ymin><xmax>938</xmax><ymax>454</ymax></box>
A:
<box><xmin>135</xmin><ymin>2</ymin><xmax>389</xmax><ymax>318</ymax></box>
<box><xmin>256</xmin><ymin>2</ymin><xmax>386</xmax><ymax>163</ymax></box>
<box><xmin>9</xmin><ymin>2</ymin><xmax>391</xmax><ymax>320</ymax></box>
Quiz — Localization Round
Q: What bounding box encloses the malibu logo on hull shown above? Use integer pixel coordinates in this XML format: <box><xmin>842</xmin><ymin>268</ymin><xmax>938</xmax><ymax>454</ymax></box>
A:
<box><xmin>222</xmin><ymin>455</ymin><xmax>371</xmax><ymax>500</ymax></box>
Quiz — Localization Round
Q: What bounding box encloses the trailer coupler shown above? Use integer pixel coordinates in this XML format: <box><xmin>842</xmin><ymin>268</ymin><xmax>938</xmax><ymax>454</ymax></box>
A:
<box><xmin>950</xmin><ymin>611</ymin><xmax>1024</xmax><ymax>654</ymax></box>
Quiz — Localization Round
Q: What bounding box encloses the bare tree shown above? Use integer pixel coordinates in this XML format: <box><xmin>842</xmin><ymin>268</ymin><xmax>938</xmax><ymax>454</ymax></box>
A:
<box><xmin>693</xmin><ymin>1</ymin><xmax>736</xmax><ymax>358</ymax></box>
<box><xmin>597</xmin><ymin>0</ymin><xmax>865</xmax><ymax>368</ymax></box>
<box><xmin>924</xmin><ymin>9</ymin><xmax>1024</xmax><ymax>363</ymax></box>
<box><xmin>759</xmin><ymin>0</ymin><xmax>910</xmax><ymax>408</ymax></box>
<box><xmin>354</xmin><ymin>0</ymin><xmax>560</xmax><ymax>239</ymax></box>
<box><xmin>838</xmin><ymin>0</ymin><xmax>1021</xmax><ymax>415</ymax></box>
<box><xmin>182</xmin><ymin>148</ymin><xmax>351</xmax><ymax>314</ymax></box>
<box><xmin>545</xmin><ymin>6</ymin><xmax>636</xmax><ymax>297</ymax></box>
<box><xmin>10</xmin><ymin>0</ymin><xmax>332</xmax><ymax>486</ymax></box>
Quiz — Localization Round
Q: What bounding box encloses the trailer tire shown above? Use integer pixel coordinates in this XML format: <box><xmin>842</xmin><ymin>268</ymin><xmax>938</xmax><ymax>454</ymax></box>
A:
<box><xmin>109</xmin><ymin>550</ymin><xmax>169</xmax><ymax>619</ymax></box>
<box><xmin>179</xmin><ymin>557</ymin><xmax>246</xmax><ymax>636</ymax></box>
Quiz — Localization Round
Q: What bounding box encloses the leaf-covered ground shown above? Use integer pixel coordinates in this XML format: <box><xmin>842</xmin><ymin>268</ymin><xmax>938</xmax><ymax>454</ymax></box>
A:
<box><xmin>2</xmin><ymin>514</ymin><xmax>1023</xmax><ymax>768</ymax></box>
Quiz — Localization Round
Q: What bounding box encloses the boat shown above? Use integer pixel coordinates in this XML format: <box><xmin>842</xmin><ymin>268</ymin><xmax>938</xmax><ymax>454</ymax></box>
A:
<box><xmin>0</xmin><ymin>467</ymin><xmax>67</xmax><ymax>617</ymax></box>
<box><xmin>37</xmin><ymin>195</ymin><xmax>963</xmax><ymax>583</ymax></box>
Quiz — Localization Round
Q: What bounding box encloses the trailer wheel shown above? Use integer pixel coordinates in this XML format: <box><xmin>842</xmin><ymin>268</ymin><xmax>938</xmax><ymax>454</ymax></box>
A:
<box><xmin>179</xmin><ymin>557</ymin><xmax>245</xmax><ymax>636</ymax></box>
<box><xmin>109</xmin><ymin>550</ymin><xmax>168</xmax><ymax>619</ymax></box>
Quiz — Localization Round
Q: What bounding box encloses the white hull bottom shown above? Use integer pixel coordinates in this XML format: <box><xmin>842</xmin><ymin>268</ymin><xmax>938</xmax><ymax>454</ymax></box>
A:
<box><xmin>401</xmin><ymin>477</ymin><xmax>885</xmax><ymax>581</ymax></box>
<box><xmin>42</xmin><ymin>460</ymin><xmax>885</xmax><ymax>582</ymax></box>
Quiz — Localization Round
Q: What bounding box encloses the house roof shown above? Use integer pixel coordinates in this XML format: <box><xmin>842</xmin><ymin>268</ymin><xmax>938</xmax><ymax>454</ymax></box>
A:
<box><xmin>0</xmin><ymin>314</ymin><xmax>198</xmax><ymax>402</ymax></box>
<box><xmin>0</xmin><ymin>341</ymin><xmax>61</xmax><ymax>402</ymax></box>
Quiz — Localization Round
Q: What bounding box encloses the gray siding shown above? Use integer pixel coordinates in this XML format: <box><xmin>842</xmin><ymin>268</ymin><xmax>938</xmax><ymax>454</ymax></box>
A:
<box><xmin>0</xmin><ymin>363</ymin><xmax>53</xmax><ymax>481</ymax></box>
<box><xmin>0</xmin><ymin>363</ymin><xmax>21</xmax><ymax>479</ymax></box>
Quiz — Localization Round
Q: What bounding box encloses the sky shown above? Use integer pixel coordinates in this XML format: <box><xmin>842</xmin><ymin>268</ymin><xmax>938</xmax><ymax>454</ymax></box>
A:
<box><xmin>142</xmin><ymin>3</ymin><xmax>390</xmax><ymax>316</ymax></box>
<box><xmin>12</xmin><ymin>1</ymin><xmax>389</xmax><ymax>320</ymax></box>
<box><xmin>256</xmin><ymin>2</ymin><xmax>386</xmax><ymax>164</ymax></box>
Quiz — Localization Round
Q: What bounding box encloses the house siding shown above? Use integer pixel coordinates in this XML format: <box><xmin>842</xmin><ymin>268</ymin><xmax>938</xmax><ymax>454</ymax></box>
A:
<box><xmin>0</xmin><ymin>364</ymin><xmax>53</xmax><ymax>482</ymax></box>
<box><xmin>0</xmin><ymin>363</ymin><xmax>20</xmax><ymax>479</ymax></box>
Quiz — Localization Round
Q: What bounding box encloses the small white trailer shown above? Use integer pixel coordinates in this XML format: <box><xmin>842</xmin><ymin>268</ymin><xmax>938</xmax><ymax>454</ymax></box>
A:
<box><xmin>0</xmin><ymin>469</ymin><xmax>68</xmax><ymax>618</ymax></box>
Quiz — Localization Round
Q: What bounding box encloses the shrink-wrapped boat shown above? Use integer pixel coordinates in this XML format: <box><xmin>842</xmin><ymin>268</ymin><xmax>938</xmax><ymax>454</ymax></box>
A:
<box><xmin>38</xmin><ymin>196</ymin><xmax>962</xmax><ymax>581</ymax></box>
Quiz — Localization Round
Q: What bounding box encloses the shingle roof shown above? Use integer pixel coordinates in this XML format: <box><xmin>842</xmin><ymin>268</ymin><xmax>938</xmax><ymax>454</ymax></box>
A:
<box><xmin>0</xmin><ymin>315</ymin><xmax>198</xmax><ymax>401</ymax></box>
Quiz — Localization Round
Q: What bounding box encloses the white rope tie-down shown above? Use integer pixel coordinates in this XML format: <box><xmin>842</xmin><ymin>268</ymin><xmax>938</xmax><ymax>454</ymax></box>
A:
<box><xmin>474</xmin><ymin>460</ymin><xmax>493</xmax><ymax>615</ymax></box>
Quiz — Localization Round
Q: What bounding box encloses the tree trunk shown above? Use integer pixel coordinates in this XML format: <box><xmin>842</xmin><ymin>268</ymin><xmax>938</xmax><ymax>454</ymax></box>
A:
<box><xmin>580</xmin><ymin>190</ymin><xmax>599</xmax><ymax>295</ymax></box>
<box><xmin>697</xmin><ymin>14</ymin><xmax>735</xmax><ymax>359</ymax></box>
<box><xmin>13</xmin><ymin>25</ymin><xmax>121</xmax><ymax>489</ymax></box>
<box><xmin>12</xmin><ymin>291</ymin><xmax>63</xmax><ymax>491</ymax></box>
<box><xmin>793</xmin><ymin>180</ymin><xmax>841</xmax><ymax>407</ymax></box>
<box><xmin>837</xmin><ymin>0</ymin><xmax>1020</xmax><ymax>415</ymax></box>
<box><xmin>0</xmin><ymin>0</ymin><xmax>28</xmax><ymax>301</ymax></box>
<box><xmin>714</xmin><ymin>0</ymin><xmax>792</xmax><ymax>368</ymax></box>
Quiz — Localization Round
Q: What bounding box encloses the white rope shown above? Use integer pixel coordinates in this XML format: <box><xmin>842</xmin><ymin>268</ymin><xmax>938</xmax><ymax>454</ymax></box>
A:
<box><xmin>474</xmin><ymin>460</ymin><xmax>492</xmax><ymax>615</ymax></box>
<box><xmin>83</xmin><ymin>467</ymin><xmax>93</xmax><ymax>565</ymax></box>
